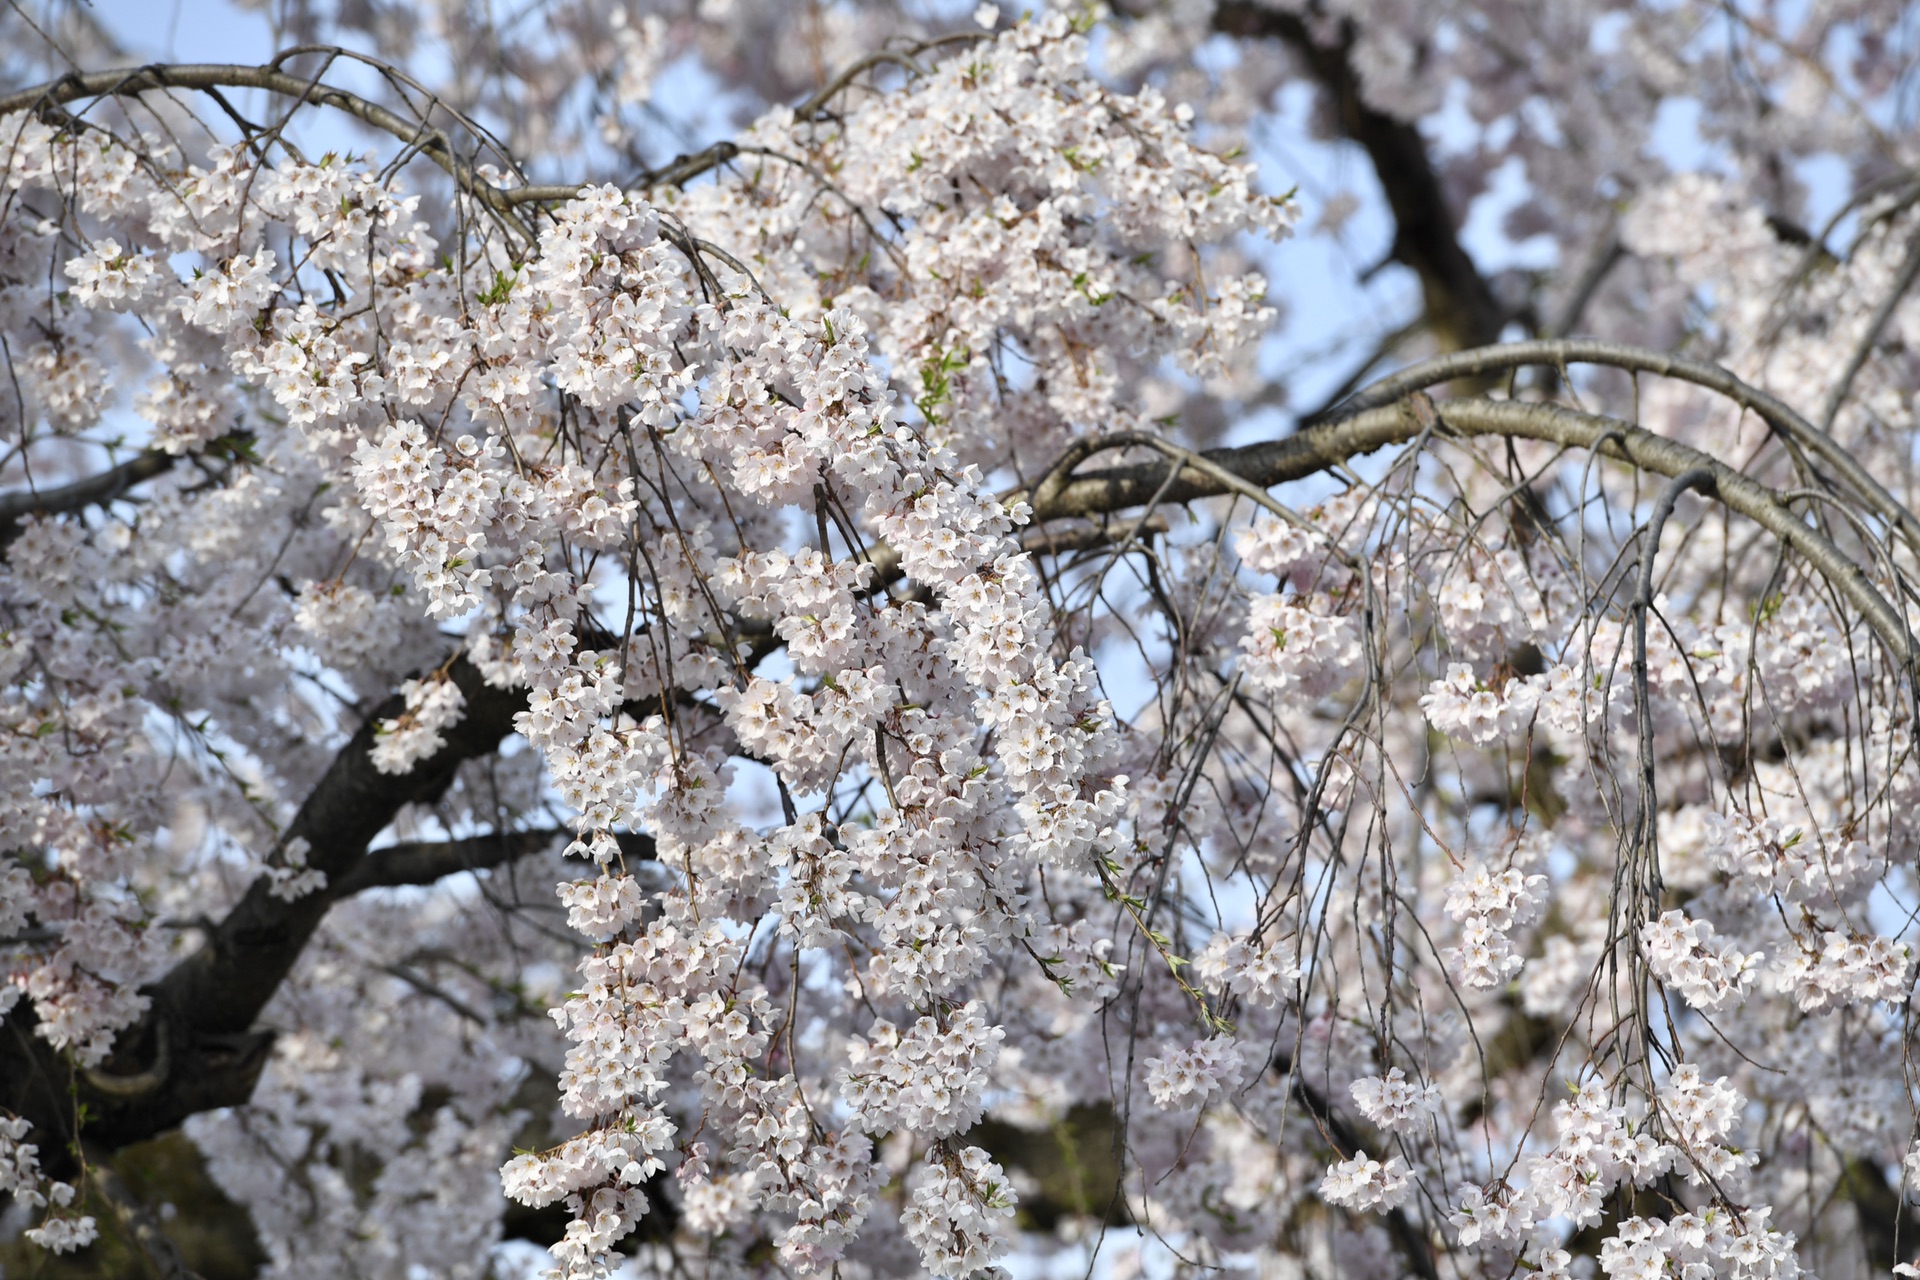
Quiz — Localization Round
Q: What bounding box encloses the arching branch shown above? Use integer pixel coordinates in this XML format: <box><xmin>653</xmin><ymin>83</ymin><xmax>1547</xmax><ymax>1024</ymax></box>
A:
<box><xmin>1029</xmin><ymin>396</ymin><xmax>1915</xmax><ymax>662</ymax></box>
<box><xmin>1322</xmin><ymin>337</ymin><xmax>1920</xmax><ymax>550</ymax></box>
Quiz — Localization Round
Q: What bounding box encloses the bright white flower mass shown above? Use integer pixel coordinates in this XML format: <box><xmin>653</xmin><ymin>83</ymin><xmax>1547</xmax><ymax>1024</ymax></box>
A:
<box><xmin>1321</xmin><ymin>1153</ymin><xmax>1412</xmax><ymax>1212</ymax></box>
<box><xmin>1640</xmin><ymin>909</ymin><xmax>1763</xmax><ymax>1012</ymax></box>
<box><xmin>0</xmin><ymin>3</ymin><xmax>1916</xmax><ymax>1280</ymax></box>
<box><xmin>1144</xmin><ymin>1034</ymin><xmax>1248</xmax><ymax>1109</ymax></box>
<box><xmin>1441</xmin><ymin>855</ymin><xmax>1547</xmax><ymax>988</ymax></box>
<box><xmin>1350</xmin><ymin>1067</ymin><xmax>1443</xmax><ymax>1133</ymax></box>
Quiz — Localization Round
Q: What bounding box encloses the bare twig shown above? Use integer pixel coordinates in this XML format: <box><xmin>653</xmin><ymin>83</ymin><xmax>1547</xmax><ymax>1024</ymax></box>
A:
<box><xmin>1817</xmin><ymin>226</ymin><xmax>1920</xmax><ymax>433</ymax></box>
<box><xmin>82</xmin><ymin>1142</ymin><xmax>207</xmax><ymax>1280</ymax></box>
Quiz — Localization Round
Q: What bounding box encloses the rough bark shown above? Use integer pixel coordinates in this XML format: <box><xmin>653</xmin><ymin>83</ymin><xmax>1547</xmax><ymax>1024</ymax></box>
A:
<box><xmin>0</xmin><ymin>655</ymin><xmax>527</xmax><ymax>1177</ymax></box>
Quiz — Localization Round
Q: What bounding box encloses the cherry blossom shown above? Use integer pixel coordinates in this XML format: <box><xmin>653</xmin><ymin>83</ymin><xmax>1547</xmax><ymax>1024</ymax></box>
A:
<box><xmin>0</xmin><ymin>3</ymin><xmax>1917</xmax><ymax>1280</ymax></box>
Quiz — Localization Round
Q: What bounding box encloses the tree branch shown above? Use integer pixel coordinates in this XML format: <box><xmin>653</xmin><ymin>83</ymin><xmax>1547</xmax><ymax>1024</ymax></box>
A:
<box><xmin>0</xmin><ymin>654</ymin><xmax>527</xmax><ymax>1174</ymax></box>
<box><xmin>1839</xmin><ymin>1156</ymin><xmax>1903</xmax><ymax>1277</ymax></box>
<box><xmin>1322</xmin><ymin>337</ymin><xmax>1920</xmax><ymax>550</ymax></box>
<box><xmin>329</xmin><ymin>827</ymin><xmax>655</xmax><ymax>897</ymax></box>
<box><xmin>0</xmin><ymin>450</ymin><xmax>174</xmax><ymax>544</ymax></box>
<box><xmin>2</xmin><ymin>63</ymin><xmax>552</xmax><ymax>221</ymax></box>
<box><xmin>154</xmin><ymin>659</ymin><xmax>527</xmax><ymax>1037</ymax></box>
<box><xmin>1213</xmin><ymin>2</ymin><xmax>1506</xmax><ymax>352</ymax></box>
<box><xmin>0</xmin><ymin>44</ymin><xmax>945</xmax><ymax>241</ymax></box>
<box><xmin>1</xmin><ymin>63</ymin><xmax>675</xmax><ymax>244</ymax></box>
<box><xmin>329</xmin><ymin>830</ymin><xmax>564</xmax><ymax>897</ymax></box>
<box><xmin>1027</xmin><ymin>396</ymin><xmax>1914</xmax><ymax>661</ymax></box>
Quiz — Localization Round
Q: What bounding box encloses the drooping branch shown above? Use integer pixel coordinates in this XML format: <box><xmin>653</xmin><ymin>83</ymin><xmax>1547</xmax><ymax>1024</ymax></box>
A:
<box><xmin>8</xmin><ymin>383</ymin><xmax>1909</xmax><ymax>1215</ymax></box>
<box><xmin>4</xmin><ymin>64</ymin><xmax>542</xmax><ymax>226</ymax></box>
<box><xmin>0</xmin><ymin>61</ymin><xmax>737</xmax><ymax>248</ymax></box>
<box><xmin>11</xmin><ymin>385</ymin><xmax>1904</xmax><ymax>1184</ymax></box>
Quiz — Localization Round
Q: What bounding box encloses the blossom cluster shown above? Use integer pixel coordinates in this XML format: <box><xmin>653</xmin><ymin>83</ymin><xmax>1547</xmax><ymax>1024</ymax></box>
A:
<box><xmin>1350</xmin><ymin>1068</ymin><xmax>1444</xmax><ymax>1133</ymax></box>
<box><xmin>1441</xmin><ymin>856</ymin><xmax>1547</xmax><ymax>988</ymax></box>
<box><xmin>1437</xmin><ymin>1066</ymin><xmax>1754</xmax><ymax>1258</ymax></box>
<box><xmin>1239</xmin><ymin>593</ymin><xmax>1365</xmax><ymax>698</ymax></box>
<box><xmin>899</xmin><ymin>1146</ymin><xmax>1017</xmax><ymax>1279</ymax></box>
<box><xmin>841</xmin><ymin>1002</ymin><xmax>1004</xmax><ymax>1137</ymax></box>
<box><xmin>1702</xmin><ymin>811</ymin><xmax>1874</xmax><ymax>904</ymax></box>
<box><xmin>1599</xmin><ymin>1211</ymin><xmax>1804</xmax><ymax>1280</ymax></box>
<box><xmin>1321</xmin><ymin>1153</ymin><xmax>1412</xmax><ymax>1212</ymax></box>
<box><xmin>0</xmin><ymin>1116</ymin><xmax>96</xmax><ymax>1254</ymax></box>
<box><xmin>1420</xmin><ymin>660</ymin><xmax>1596</xmax><ymax>746</ymax></box>
<box><xmin>1640</xmin><ymin>909</ymin><xmax>1763</xmax><ymax>1012</ymax></box>
<box><xmin>5</xmin><ymin>4</ymin><xmax>1919</xmax><ymax>1280</ymax></box>
<box><xmin>1195</xmin><ymin>930</ymin><xmax>1302</xmax><ymax>1008</ymax></box>
<box><xmin>1143</xmin><ymin>1034</ymin><xmax>1249</xmax><ymax>1110</ymax></box>
<box><xmin>1775</xmin><ymin>929</ymin><xmax>1913</xmax><ymax>1014</ymax></box>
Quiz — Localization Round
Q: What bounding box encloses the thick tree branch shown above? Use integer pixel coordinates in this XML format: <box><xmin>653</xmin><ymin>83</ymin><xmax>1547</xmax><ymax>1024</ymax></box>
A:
<box><xmin>0</xmin><ymin>434</ymin><xmax>262</xmax><ymax>555</ymax></box>
<box><xmin>969</xmin><ymin>1105</ymin><xmax>1127</xmax><ymax>1231</ymax></box>
<box><xmin>1213</xmin><ymin>2</ymin><xmax>1506</xmax><ymax>352</ymax></box>
<box><xmin>1028</xmin><ymin>396</ymin><xmax>1914</xmax><ymax>660</ymax></box>
<box><xmin>0</xmin><ymin>450</ymin><xmax>174</xmax><ymax>544</ymax></box>
<box><xmin>330</xmin><ymin>827</ymin><xmax>655</xmax><ymax>896</ymax></box>
<box><xmin>154</xmin><ymin>659</ymin><xmax>526</xmax><ymax>1037</ymax></box>
<box><xmin>0</xmin><ymin>655</ymin><xmax>527</xmax><ymax>1173</ymax></box>
<box><xmin>329</xmin><ymin>830</ymin><xmax>566</xmax><ymax>897</ymax></box>
<box><xmin>1324</xmin><ymin>337</ymin><xmax>1920</xmax><ymax>550</ymax></box>
<box><xmin>2</xmin><ymin>644</ymin><xmax>671</xmax><ymax>1171</ymax></box>
<box><xmin>1840</xmin><ymin>1156</ymin><xmax>1903</xmax><ymax>1277</ymax></box>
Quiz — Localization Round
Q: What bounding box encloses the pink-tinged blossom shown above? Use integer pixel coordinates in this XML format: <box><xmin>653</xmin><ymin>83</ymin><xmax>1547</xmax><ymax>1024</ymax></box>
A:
<box><xmin>1774</xmin><ymin>929</ymin><xmax>1913</xmax><ymax>1014</ymax></box>
<box><xmin>1144</xmin><ymin>1035</ymin><xmax>1248</xmax><ymax>1109</ymax></box>
<box><xmin>1</xmin><ymin>3</ymin><xmax>1918</xmax><ymax>1278</ymax></box>
<box><xmin>1195</xmin><ymin>930</ymin><xmax>1302</xmax><ymax>1007</ymax></box>
<box><xmin>1351</xmin><ymin>1067</ymin><xmax>1444</xmax><ymax>1132</ymax></box>
<box><xmin>1239</xmin><ymin>593</ymin><xmax>1364</xmax><ymax>698</ymax></box>
<box><xmin>1640</xmin><ymin>910</ymin><xmax>1763</xmax><ymax>1012</ymax></box>
<box><xmin>1320</xmin><ymin>1153</ymin><xmax>1412</xmax><ymax>1212</ymax></box>
<box><xmin>1441</xmin><ymin>856</ymin><xmax>1546</xmax><ymax>988</ymax></box>
<box><xmin>371</xmin><ymin>674</ymin><xmax>468</xmax><ymax>775</ymax></box>
<box><xmin>899</xmin><ymin>1146</ymin><xmax>1016</xmax><ymax>1278</ymax></box>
